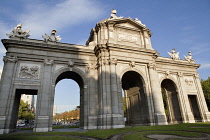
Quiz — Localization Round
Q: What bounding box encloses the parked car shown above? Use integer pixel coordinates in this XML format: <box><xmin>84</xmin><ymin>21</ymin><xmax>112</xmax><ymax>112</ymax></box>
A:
<box><xmin>73</xmin><ymin>122</ymin><xmax>80</xmax><ymax>126</ymax></box>
<box><xmin>16</xmin><ymin>123</ymin><xmax>25</xmax><ymax>127</ymax></box>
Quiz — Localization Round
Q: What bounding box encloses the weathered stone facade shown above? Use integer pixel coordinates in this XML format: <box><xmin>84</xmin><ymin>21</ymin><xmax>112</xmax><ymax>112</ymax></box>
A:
<box><xmin>0</xmin><ymin>12</ymin><xmax>209</xmax><ymax>134</ymax></box>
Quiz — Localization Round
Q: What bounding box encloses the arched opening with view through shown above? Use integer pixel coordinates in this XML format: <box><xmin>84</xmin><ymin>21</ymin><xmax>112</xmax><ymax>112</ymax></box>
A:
<box><xmin>121</xmin><ymin>71</ymin><xmax>149</xmax><ymax>126</ymax></box>
<box><xmin>53</xmin><ymin>71</ymin><xmax>84</xmax><ymax>128</ymax></box>
<box><xmin>161</xmin><ymin>79</ymin><xmax>183</xmax><ymax>124</ymax></box>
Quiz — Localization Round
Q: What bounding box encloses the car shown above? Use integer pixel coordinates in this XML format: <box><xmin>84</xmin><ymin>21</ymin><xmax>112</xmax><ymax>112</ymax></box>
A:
<box><xmin>16</xmin><ymin>123</ymin><xmax>25</xmax><ymax>127</ymax></box>
<box><xmin>73</xmin><ymin>122</ymin><xmax>80</xmax><ymax>126</ymax></box>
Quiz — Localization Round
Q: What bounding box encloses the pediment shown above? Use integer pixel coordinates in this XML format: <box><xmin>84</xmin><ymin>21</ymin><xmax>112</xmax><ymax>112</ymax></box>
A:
<box><xmin>116</xmin><ymin>22</ymin><xmax>140</xmax><ymax>30</ymax></box>
<box><xmin>112</xmin><ymin>18</ymin><xmax>147</xmax><ymax>31</ymax></box>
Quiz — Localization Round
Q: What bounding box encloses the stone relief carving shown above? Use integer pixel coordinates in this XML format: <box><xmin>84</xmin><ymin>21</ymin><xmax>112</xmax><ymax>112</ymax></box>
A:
<box><xmin>184</xmin><ymin>51</ymin><xmax>195</xmax><ymax>63</ymax></box>
<box><xmin>118</xmin><ymin>33</ymin><xmax>138</xmax><ymax>43</ymax></box>
<box><xmin>185</xmin><ymin>78</ymin><xmax>194</xmax><ymax>86</ymax></box>
<box><xmin>42</xmin><ymin>30</ymin><xmax>61</xmax><ymax>43</ymax></box>
<box><xmin>3</xmin><ymin>56</ymin><xmax>17</xmax><ymax>63</ymax></box>
<box><xmin>19</xmin><ymin>65</ymin><xmax>39</xmax><ymax>79</ymax></box>
<box><xmin>6</xmin><ymin>23</ymin><xmax>30</xmax><ymax>39</ymax></box>
<box><xmin>168</xmin><ymin>49</ymin><xmax>180</xmax><ymax>60</ymax></box>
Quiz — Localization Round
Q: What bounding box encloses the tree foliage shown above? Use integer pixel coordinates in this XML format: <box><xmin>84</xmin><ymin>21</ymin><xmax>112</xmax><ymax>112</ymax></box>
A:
<box><xmin>201</xmin><ymin>77</ymin><xmax>210</xmax><ymax>111</ymax></box>
<box><xmin>53</xmin><ymin>109</ymin><xmax>80</xmax><ymax>123</ymax></box>
<box><xmin>122</xmin><ymin>97</ymin><xmax>127</xmax><ymax>117</ymax></box>
<box><xmin>18</xmin><ymin>99</ymin><xmax>35</xmax><ymax>122</ymax></box>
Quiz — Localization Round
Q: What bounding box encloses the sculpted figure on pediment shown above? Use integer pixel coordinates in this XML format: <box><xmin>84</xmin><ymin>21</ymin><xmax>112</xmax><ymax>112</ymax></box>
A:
<box><xmin>42</xmin><ymin>30</ymin><xmax>61</xmax><ymax>43</ymax></box>
<box><xmin>184</xmin><ymin>51</ymin><xmax>195</xmax><ymax>63</ymax></box>
<box><xmin>6</xmin><ymin>23</ymin><xmax>30</xmax><ymax>39</ymax></box>
<box><xmin>110</xmin><ymin>9</ymin><xmax>123</xmax><ymax>19</ymax></box>
<box><xmin>168</xmin><ymin>49</ymin><xmax>180</xmax><ymax>60</ymax></box>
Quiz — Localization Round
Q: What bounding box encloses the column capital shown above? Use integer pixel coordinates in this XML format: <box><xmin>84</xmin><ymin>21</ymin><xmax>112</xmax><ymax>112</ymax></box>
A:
<box><xmin>87</xmin><ymin>63</ymin><xmax>98</xmax><ymax>70</ymax></box>
<box><xmin>148</xmin><ymin>62</ymin><xmax>156</xmax><ymax>70</ymax></box>
<box><xmin>110</xmin><ymin>58</ymin><xmax>117</xmax><ymax>65</ymax></box>
<box><xmin>44</xmin><ymin>59</ymin><xmax>54</xmax><ymax>65</ymax></box>
<box><xmin>3</xmin><ymin>56</ymin><xmax>17</xmax><ymax>63</ymax></box>
<box><xmin>194</xmin><ymin>73</ymin><xmax>200</xmax><ymax>78</ymax></box>
<box><xmin>102</xmin><ymin>59</ymin><xmax>110</xmax><ymax>65</ymax></box>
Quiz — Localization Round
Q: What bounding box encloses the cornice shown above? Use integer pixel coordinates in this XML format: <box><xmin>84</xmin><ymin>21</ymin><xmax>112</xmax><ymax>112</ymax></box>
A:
<box><xmin>156</xmin><ymin>56</ymin><xmax>200</xmax><ymax>68</ymax></box>
<box><xmin>1</xmin><ymin>39</ymin><xmax>93</xmax><ymax>54</ymax></box>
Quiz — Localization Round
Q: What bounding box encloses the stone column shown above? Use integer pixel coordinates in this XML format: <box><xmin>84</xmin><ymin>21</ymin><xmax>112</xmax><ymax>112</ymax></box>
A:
<box><xmin>177</xmin><ymin>72</ymin><xmax>195</xmax><ymax>123</ymax></box>
<box><xmin>86</xmin><ymin>63</ymin><xmax>98</xmax><ymax>129</ymax></box>
<box><xmin>193</xmin><ymin>74</ymin><xmax>210</xmax><ymax>121</ymax></box>
<box><xmin>33</xmin><ymin>59</ymin><xmax>53</xmax><ymax>132</ymax></box>
<box><xmin>0</xmin><ymin>56</ymin><xmax>17</xmax><ymax>134</ymax></box>
<box><xmin>110</xmin><ymin>58</ymin><xmax>124</xmax><ymax>128</ymax></box>
<box><xmin>148</xmin><ymin>62</ymin><xmax>167</xmax><ymax>125</ymax></box>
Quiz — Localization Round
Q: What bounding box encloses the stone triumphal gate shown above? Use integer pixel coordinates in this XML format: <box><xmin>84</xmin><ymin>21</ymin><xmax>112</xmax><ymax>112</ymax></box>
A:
<box><xmin>0</xmin><ymin>10</ymin><xmax>210</xmax><ymax>134</ymax></box>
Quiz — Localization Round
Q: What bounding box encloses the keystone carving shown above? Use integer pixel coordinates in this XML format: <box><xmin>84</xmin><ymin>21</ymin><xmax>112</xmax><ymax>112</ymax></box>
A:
<box><xmin>129</xmin><ymin>61</ymin><xmax>135</xmax><ymax>68</ymax></box>
<box><xmin>6</xmin><ymin>23</ymin><xmax>30</xmax><ymax>39</ymax></box>
<box><xmin>165</xmin><ymin>71</ymin><xmax>170</xmax><ymax>78</ymax></box>
<box><xmin>19</xmin><ymin>65</ymin><xmax>39</xmax><ymax>79</ymax></box>
<box><xmin>67</xmin><ymin>60</ymin><xmax>74</xmax><ymax>67</ymax></box>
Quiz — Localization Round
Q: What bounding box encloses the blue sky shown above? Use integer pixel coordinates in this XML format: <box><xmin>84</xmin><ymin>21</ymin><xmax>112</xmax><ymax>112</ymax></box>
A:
<box><xmin>0</xmin><ymin>0</ymin><xmax>210</xmax><ymax>113</ymax></box>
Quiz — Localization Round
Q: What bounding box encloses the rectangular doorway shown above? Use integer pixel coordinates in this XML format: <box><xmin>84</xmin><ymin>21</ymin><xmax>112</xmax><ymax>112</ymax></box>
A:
<box><xmin>188</xmin><ymin>95</ymin><xmax>202</xmax><ymax>122</ymax></box>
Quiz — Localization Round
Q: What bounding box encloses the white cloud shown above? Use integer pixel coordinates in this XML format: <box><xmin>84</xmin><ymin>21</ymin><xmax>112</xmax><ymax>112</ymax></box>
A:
<box><xmin>16</xmin><ymin>0</ymin><xmax>105</xmax><ymax>39</ymax></box>
<box><xmin>0</xmin><ymin>0</ymin><xmax>105</xmax><ymax>78</ymax></box>
<box><xmin>199</xmin><ymin>63</ymin><xmax>210</xmax><ymax>70</ymax></box>
<box><xmin>190</xmin><ymin>43</ymin><xmax>210</xmax><ymax>55</ymax></box>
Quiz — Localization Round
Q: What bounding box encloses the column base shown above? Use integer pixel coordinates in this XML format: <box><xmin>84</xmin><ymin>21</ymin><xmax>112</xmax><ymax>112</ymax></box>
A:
<box><xmin>204</xmin><ymin>112</ymin><xmax>210</xmax><ymax>122</ymax></box>
<box><xmin>33</xmin><ymin>127</ymin><xmax>50</xmax><ymax>132</ymax></box>
<box><xmin>186</xmin><ymin>114</ymin><xmax>196</xmax><ymax>123</ymax></box>
<box><xmin>0</xmin><ymin>128</ymin><xmax>15</xmax><ymax>134</ymax></box>
<box><xmin>155</xmin><ymin>113</ymin><xmax>168</xmax><ymax>125</ymax></box>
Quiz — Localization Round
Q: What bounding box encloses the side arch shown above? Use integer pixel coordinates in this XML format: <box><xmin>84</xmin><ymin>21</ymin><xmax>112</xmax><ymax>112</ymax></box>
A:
<box><xmin>120</xmin><ymin>67</ymin><xmax>148</xmax><ymax>88</ymax></box>
<box><xmin>160</xmin><ymin>77</ymin><xmax>183</xmax><ymax>124</ymax></box>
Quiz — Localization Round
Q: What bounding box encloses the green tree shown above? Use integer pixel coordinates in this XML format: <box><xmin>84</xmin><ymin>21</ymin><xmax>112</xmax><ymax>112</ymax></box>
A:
<box><xmin>201</xmin><ymin>77</ymin><xmax>210</xmax><ymax>111</ymax></box>
<box><xmin>122</xmin><ymin>97</ymin><xmax>127</xmax><ymax>117</ymax></box>
<box><xmin>18</xmin><ymin>99</ymin><xmax>35</xmax><ymax>123</ymax></box>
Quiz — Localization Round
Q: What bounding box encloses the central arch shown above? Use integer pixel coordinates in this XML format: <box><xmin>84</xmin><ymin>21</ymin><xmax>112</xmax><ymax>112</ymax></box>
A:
<box><xmin>53</xmin><ymin>69</ymin><xmax>85</xmax><ymax>128</ymax></box>
<box><xmin>121</xmin><ymin>71</ymin><xmax>149</xmax><ymax>126</ymax></box>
